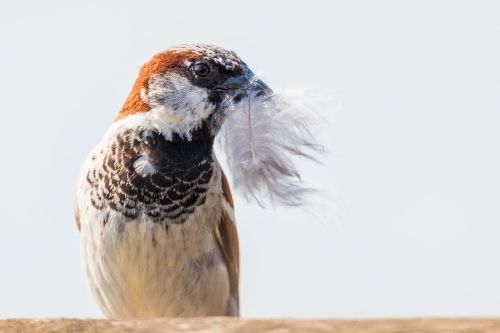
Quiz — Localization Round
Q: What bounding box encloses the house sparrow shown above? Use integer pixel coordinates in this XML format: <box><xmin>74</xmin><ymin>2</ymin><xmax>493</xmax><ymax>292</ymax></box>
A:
<box><xmin>75</xmin><ymin>44</ymin><xmax>271</xmax><ymax>319</ymax></box>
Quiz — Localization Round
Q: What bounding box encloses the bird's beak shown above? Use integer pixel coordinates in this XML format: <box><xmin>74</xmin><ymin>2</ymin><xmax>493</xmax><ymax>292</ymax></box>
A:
<box><xmin>208</xmin><ymin>69</ymin><xmax>272</xmax><ymax>136</ymax></box>
<box><xmin>215</xmin><ymin>70</ymin><xmax>272</xmax><ymax>102</ymax></box>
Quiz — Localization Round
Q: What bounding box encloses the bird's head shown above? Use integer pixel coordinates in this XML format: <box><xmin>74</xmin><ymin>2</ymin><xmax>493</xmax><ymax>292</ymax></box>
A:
<box><xmin>117</xmin><ymin>44</ymin><xmax>271</xmax><ymax>141</ymax></box>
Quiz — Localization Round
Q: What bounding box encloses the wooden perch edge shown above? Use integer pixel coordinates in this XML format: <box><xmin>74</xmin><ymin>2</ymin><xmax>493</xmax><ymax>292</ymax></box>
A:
<box><xmin>1</xmin><ymin>318</ymin><xmax>499</xmax><ymax>333</ymax></box>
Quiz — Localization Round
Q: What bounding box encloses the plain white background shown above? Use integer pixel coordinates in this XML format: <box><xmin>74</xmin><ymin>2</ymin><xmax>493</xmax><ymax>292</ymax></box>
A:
<box><xmin>0</xmin><ymin>0</ymin><xmax>499</xmax><ymax>319</ymax></box>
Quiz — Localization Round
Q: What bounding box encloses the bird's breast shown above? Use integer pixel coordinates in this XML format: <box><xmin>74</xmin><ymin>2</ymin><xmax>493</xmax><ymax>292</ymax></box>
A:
<box><xmin>77</xmin><ymin>123</ymin><xmax>230</xmax><ymax>318</ymax></box>
<box><xmin>86</xmin><ymin>124</ymin><xmax>215</xmax><ymax>226</ymax></box>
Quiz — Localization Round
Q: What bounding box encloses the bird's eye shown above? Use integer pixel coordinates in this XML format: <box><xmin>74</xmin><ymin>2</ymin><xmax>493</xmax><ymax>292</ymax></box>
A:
<box><xmin>192</xmin><ymin>63</ymin><xmax>211</xmax><ymax>77</ymax></box>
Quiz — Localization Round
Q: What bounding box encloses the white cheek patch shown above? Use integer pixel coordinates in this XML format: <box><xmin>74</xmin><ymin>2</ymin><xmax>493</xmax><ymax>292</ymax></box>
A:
<box><xmin>142</xmin><ymin>74</ymin><xmax>215</xmax><ymax>141</ymax></box>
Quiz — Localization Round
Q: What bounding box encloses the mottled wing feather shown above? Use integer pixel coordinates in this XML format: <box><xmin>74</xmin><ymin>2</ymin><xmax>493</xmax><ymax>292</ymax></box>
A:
<box><xmin>221</xmin><ymin>170</ymin><xmax>234</xmax><ymax>208</ymax></box>
<box><xmin>215</xmin><ymin>171</ymin><xmax>240</xmax><ymax>312</ymax></box>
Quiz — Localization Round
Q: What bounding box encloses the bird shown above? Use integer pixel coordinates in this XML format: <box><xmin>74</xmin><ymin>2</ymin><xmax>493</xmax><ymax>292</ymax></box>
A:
<box><xmin>75</xmin><ymin>44</ymin><xmax>271</xmax><ymax>319</ymax></box>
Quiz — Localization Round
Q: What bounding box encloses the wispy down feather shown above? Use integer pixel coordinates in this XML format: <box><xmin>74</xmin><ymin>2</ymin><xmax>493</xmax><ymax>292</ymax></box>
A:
<box><xmin>219</xmin><ymin>89</ymin><xmax>324</xmax><ymax>206</ymax></box>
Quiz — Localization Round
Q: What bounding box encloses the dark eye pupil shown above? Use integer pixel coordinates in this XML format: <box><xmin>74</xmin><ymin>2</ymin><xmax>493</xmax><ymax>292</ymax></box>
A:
<box><xmin>193</xmin><ymin>63</ymin><xmax>210</xmax><ymax>77</ymax></box>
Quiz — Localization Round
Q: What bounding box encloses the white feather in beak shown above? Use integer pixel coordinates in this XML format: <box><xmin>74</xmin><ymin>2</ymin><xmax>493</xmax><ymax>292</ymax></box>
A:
<box><xmin>219</xmin><ymin>89</ymin><xmax>324</xmax><ymax>206</ymax></box>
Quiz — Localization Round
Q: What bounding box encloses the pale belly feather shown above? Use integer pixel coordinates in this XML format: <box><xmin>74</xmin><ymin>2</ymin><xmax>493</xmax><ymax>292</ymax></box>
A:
<box><xmin>80</xmin><ymin>202</ymin><xmax>230</xmax><ymax>318</ymax></box>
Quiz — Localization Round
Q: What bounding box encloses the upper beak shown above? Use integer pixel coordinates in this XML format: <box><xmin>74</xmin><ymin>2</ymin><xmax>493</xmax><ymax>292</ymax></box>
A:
<box><xmin>215</xmin><ymin>71</ymin><xmax>272</xmax><ymax>100</ymax></box>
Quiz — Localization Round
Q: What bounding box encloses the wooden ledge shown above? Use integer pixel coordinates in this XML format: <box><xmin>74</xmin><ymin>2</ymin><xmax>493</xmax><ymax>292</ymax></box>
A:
<box><xmin>1</xmin><ymin>318</ymin><xmax>499</xmax><ymax>333</ymax></box>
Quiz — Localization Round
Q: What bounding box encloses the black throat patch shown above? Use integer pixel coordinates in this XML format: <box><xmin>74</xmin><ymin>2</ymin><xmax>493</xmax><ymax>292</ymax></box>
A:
<box><xmin>87</xmin><ymin>124</ymin><xmax>214</xmax><ymax>224</ymax></box>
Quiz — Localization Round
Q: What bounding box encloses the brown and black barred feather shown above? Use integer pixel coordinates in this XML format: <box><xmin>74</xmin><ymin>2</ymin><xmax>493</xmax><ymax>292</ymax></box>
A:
<box><xmin>86</xmin><ymin>124</ymin><xmax>215</xmax><ymax>225</ymax></box>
